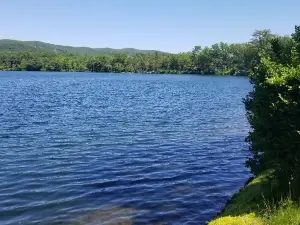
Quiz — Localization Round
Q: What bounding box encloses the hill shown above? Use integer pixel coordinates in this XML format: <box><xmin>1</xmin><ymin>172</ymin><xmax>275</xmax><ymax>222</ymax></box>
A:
<box><xmin>0</xmin><ymin>39</ymin><xmax>167</xmax><ymax>55</ymax></box>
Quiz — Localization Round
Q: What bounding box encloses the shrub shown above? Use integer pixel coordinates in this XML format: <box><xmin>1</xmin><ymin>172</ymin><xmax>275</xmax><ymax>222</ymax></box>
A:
<box><xmin>244</xmin><ymin>26</ymin><xmax>300</xmax><ymax>196</ymax></box>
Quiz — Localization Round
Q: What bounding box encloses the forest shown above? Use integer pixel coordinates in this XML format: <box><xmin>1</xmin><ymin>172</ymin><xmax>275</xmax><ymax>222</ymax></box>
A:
<box><xmin>0</xmin><ymin>29</ymin><xmax>287</xmax><ymax>75</ymax></box>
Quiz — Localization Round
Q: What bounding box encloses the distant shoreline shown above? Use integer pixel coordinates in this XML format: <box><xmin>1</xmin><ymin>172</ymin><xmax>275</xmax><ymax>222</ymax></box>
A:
<box><xmin>0</xmin><ymin>70</ymin><xmax>249</xmax><ymax>76</ymax></box>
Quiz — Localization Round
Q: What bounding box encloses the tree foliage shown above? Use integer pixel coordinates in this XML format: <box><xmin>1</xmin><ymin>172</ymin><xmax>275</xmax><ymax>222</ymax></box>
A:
<box><xmin>244</xmin><ymin>25</ymin><xmax>300</xmax><ymax>196</ymax></box>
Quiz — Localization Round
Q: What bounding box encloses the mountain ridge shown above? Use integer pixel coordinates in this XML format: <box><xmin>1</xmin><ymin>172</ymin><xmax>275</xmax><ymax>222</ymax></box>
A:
<box><xmin>0</xmin><ymin>39</ymin><xmax>168</xmax><ymax>55</ymax></box>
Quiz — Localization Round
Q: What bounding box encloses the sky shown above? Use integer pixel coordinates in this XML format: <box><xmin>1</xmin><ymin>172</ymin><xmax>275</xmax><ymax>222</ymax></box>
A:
<box><xmin>1</xmin><ymin>0</ymin><xmax>299</xmax><ymax>53</ymax></box>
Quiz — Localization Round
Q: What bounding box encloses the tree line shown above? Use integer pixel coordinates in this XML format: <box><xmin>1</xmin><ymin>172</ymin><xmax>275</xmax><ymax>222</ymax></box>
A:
<box><xmin>0</xmin><ymin>29</ymin><xmax>283</xmax><ymax>75</ymax></box>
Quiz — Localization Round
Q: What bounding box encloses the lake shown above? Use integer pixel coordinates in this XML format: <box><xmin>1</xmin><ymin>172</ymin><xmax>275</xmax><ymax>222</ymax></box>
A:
<box><xmin>0</xmin><ymin>72</ymin><xmax>252</xmax><ymax>225</ymax></box>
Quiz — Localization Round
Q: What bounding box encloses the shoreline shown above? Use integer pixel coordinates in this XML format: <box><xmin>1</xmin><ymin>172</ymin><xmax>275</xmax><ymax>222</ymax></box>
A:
<box><xmin>211</xmin><ymin>176</ymin><xmax>255</xmax><ymax>219</ymax></box>
<box><xmin>0</xmin><ymin>70</ymin><xmax>249</xmax><ymax>76</ymax></box>
<box><xmin>208</xmin><ymin>174</ymin><xmax>264</xmax><ymax>224</ymax></box>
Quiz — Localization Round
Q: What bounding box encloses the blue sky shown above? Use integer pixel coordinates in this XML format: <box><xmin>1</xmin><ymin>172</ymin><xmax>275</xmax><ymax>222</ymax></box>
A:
<box><xmin>1</xmin><ymin>0</ymin><xmax>299</xmax><ymax>53</ymax></box>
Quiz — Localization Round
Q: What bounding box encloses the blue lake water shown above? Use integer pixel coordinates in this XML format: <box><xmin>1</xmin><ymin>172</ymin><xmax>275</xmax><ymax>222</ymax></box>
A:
<box><xmin>0</xmin><ymin>72</ymin><xmax>252</xmax><ymax>225</ymax></box>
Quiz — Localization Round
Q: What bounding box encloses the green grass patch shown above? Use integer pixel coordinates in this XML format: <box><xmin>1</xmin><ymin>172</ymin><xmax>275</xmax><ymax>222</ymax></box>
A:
<box><xmin>208</xmin><ymin>213</ymin><xmax>263</xmax><ymax>225</ymax></box>
<box><xmin>262</xmin><ymin>199</ymin><xmax>300</xmax><ymax>225</ymax></box>
<box><xmin>219</xmin><ymin>171</ymin><xmax>275</xmax><ymax>217</ymax></box>
<box><xmin>208</xmin><ymin>171</ymin><xmax>300</xmax><ymax>225</ymax></box>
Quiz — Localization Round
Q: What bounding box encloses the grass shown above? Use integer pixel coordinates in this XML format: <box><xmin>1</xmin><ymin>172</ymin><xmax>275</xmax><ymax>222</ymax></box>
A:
<box><xmin>262</xmin><ymin>198</ymin><xmax>300</xmax><ymax>225</ymax></box>
<box><xmin>208</xmin><ymin>171</ymin><xmax>300</xmax><ymax>225</ymax></box>
<box><xmin>208</xmin><ymin>213</ymin><xmax>263</xmax><ymax>225</ymax></box>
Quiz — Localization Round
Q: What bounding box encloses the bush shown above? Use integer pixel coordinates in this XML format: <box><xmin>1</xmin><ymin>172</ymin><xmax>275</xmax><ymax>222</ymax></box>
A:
<box><xmin>244</xmin><ymin>26</ymin><xmax>300</xmax><ymax>196</ymax></box>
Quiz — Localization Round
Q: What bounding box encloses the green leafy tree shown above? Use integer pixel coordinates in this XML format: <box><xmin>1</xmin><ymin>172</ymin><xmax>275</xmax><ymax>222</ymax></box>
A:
<box><xmin>244</xmin><ymin>25</ymin><xmax>300</xmax><ymax>196</ymax></box>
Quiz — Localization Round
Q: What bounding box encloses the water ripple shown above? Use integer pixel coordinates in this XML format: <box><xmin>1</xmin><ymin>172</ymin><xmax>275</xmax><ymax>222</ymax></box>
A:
<box><xmin>0</xmin><ymin>72</ymin><xmax>252</xmax><ymax>225</ymax></box>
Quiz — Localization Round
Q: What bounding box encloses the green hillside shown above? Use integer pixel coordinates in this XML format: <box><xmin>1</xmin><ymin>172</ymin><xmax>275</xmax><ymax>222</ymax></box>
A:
<box><xmin>0</xmin><ymin>39</ymin><xmax>167</xmax><ymax>55</ymax></box>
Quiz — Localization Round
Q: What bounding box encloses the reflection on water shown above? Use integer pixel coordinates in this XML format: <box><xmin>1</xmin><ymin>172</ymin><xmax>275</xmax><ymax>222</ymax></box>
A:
<box><xmin>73</xmin><ymin>206</ymin><xmax>136</xmax><ymax>225</ymax></box>
<box><xmin>174</xmin><ymin>185</ymin><xmax>193</xmax><ymax>195</ymax></box>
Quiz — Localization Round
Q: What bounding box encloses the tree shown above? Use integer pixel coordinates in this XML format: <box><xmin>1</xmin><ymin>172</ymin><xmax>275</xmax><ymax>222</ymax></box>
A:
<box><xmin>250</xmin><ymin>29</ymin><xmax>275</xmax><ymax>56</ymax></box>
<box><xmin>245</xmin><ymin>25</ymin><xmax>300</xmax><ymax>196</ymax></box>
